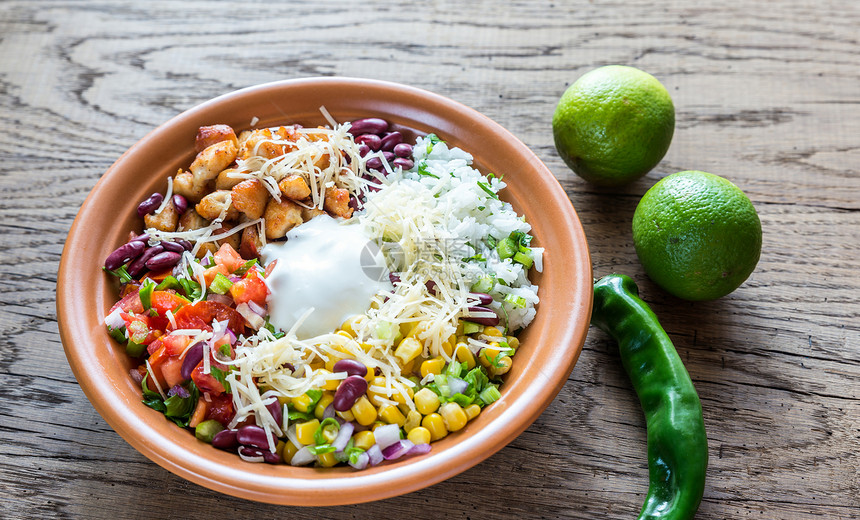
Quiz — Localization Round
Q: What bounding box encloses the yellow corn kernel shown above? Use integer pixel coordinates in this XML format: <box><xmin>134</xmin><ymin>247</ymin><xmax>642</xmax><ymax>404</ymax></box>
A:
<box><xmin>414</xmin><ymin>388</ymin><xmax>441</xmax><ymax>415</ymax></box>
<box><xmin>352</xmin><ymin>430</ymin><xmax>375</xmax><ymax>451</ymax></box>
<box><xmin>335</xmin><ymin>329</ymin><xmax>354</xmax><ymax>340</ymax></box>
<box><xmin>454</xmin><ymin>343</ymin><xmax>476</xmax><ymax>369</ymax></box>
<box><xmin>483</xmin><ymin>326</ymin><xmax>503</xmax><ymax>337</ymax></box>
<box><xmin>464</xmin><ymin>403</ymin><xmax>481</xmax><ymax>422</ymax></box>
<box><xmin>360</xmin><ymin>342</ymin><xmax>373</xmax><ymax>353</ymax></box>
<box><xmin>439</xmin><ymin>340</ymin><xmax>454</xmax><ymax>357</ymax></box>
<box><xmin>291</xmin><ymin>393</ymin><xmax>314</xmax><ymax>413</ymax></box>
<box><xmin>379</xmin><ymin>404</ymin><xmax>407</xmax><ymax>426</ymax></box>
<box><xmin>439</xmin><ymin>402</ymin><xmax>468</xmax><ymax>432</ymax></box>
<box><xmin>407</xmin><ymin>426</ymin><xmax>432</xmax><ymax>445</ymax></box>
<box><xmin>395</xmin><ymin>337</ymin><xmax>423</xmax><ymax>365</ymax></box>
<box><xmin>422</xmin><ymin>413</ymin><xmax>448</xmax><ymax>441</ymax></box>
<box><xmin>407</xmin><ymin>321</ymin><xmax>430</xmax><ymax>339</ymax></box>
<box><xmin>401</xmin><ymin>358</ymin><xmax>416</xmax><ymax>375</ymax></box>
<box><xmin>340</xmin><ymin>315</ymin><xmax>364</xmax><ymax>336</ymax></box>
<box><xmin>295</xmin><ymin>419</ymin><xmax>320</xmax><ymax>445</ymax></box>
<box><xmin>324</xmin><ymin>354</ymin><xmax>345</xmax><ymax>372</ymax></box>
<box><xmin>399</xmin><ymin>320</ymin><xmax>418</xmax><ymax>338</ymax></box>
<box><xmin>308</xmin><ymin>360</ymin><xmax>325</xmax><ymax>371</ymax></box>
<box><xmin>351</xmin><ymin>396</ymin><xmax>378</xmax><ymax>426</ymax></box>
<box><xmin>421</xmin><ymin>357</ymin><xmax>445</xmax><ymax>378</ymax></box>
<box><xmin>336</xmin><ymin>409</ymin><xmax>355</xmax><ymax>422</ymax></box>
<box><xmin>280</xmin><ymin>440</ymin><xmax>299</xmax><ymax>464</ymax></box>
<box><xmin>391</xmin><ymin>384</ymin><xmax>414</xmax><ymax>406</ymax></box>
<box><xmin>506</xmin><ymin>336</ymin><xmax>520</xmax><ymax>350</ymax></box>
<box><xmin>314</xmin><ymin>393</ymin><xmax>335</xmax><ymax>420</ymax></box>
<box><xmin>316</xmin><ymin>369</ymin><xmax>341</xmax><ymax>391</ymax></box>
<box><xmin>366</xmin><ymin>376</ymin><xmax>388</xmax><ymax>405</ymax></box>
<box><xmin>403</xmin><ymin>410</ymin><xmax>422</xmax><ymax>433</ymax></box>
<box><xmin>479</xmin><ymin>344</ymin><xmax>502</xmax><ymax>368</ymax></box>
<box><xmin>317</xmin><ymin>451</ymin><xmax>339</xmax><ymax>468</ymax></box>
<box><xmin>490</xmin><ymin>356</ymin><xmax>513</xmax><ymax>377</ymax></box>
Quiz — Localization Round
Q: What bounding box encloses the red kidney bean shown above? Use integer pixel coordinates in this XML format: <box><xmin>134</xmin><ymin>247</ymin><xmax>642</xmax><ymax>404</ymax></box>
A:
<box><xmin>393</xmin><ymin>143</ymin><xmax>413</xmax><ymax>158</ymax></box>
<box><xmin>466</xmin><ymin>306</ymin><xmax>500</xmax><ymax>326</ymax></box>
<box><xmin>180</xmin><ymin>342</ymin><xmax>204</xmax><ymax>380</ymax></box>
<box><xmin>388</xmin><ymin>272</ymin><xmax>401</xmax><ymax>284</ymax></box>
<box><xmin>470</xmin><ymin>292</ymin><xmax>494</xmax><ymax>305</ymax></box>
<box><xmin>237</xmin><ymin>425</ymin><xmax>270</xmax><ymax>449</ymax></box>
<box><xmin>355</xmin><ymin>134</ymin><xmax>381</xmax><ymax>151</ymax></box>
<box><xmin>145</xmin><ymin>251</ymin><xmax>181</xmax><ymax>271</ymax></box>
<box><xmin>425</xmin><ymin>280</ymin><xmax>438</xmax><ymax>294</ymax></box>
<box><xmin>127</xmin><ymin>245</ymin><xmax>163</xmax><ymax>277</ymax></box>
<box><xmin>333</xmin><ymin>375</ymin><xmax>368</xmax><ymax>412</ymax></box>
<box><xmin>129</xmin><ymin>233</ymin><xmax>150</xmax><ymax>244</ymax></box>
<box><xmin>161</xmin><ymin>241</ymin><xmax>185</xmax><ymax>253</ymax></box>
<box><xmin>172</xmin><ymin>194</ymin><xmax>188</xmax><ymax>215</ymax></box>
<box><xmin>358</xmin><ymin>144</ymin><xmax>370</xmax><ymax>157</ymax></box>
<box><xmin>349</xmin><ymin>118</ymin><xmax>388</xmax><ymax>135</ymax></box>
<box><xmin>333</xmin><ymin>359</ymin><xmax>368</xmax><ymax>378</ymax></box>
<box><xmin>263</xmin><ymin>451</ymin><xmax>282</xmax><ymax>464</ymax></box>
<box><xmin>391</xmin><ymin>143</ymin><xmax>412</xmax><ymax>159</ymax></box>
<box><xmin>366</xmin><ymin>156</ymin><xmax>383</xmax><ymax>170</ymax></box>
<box><xmin>104</xmin><ymin>241</ymin><xmax>145</xmax><ymax>271</ymax></box>
<box><xmin>211</xmin><ymin>429</ymin><xmax>239</xmax><ymax>450</ymax></box>
<box><xmin>380</xmin><ymin>131</ymin><xmax>402</xmax><ymax>151</ymax></box>
<box><xmin>176</xmin><ymin>239</ymin><xmax>193</xmax><ymax>251</ymax></box>
<box><xmin>392</xmin><ymin>158</ymin><xmax>414</xmax><ymax>170</ymax></box>
<box><xmin>137</xmin><ymin>193</ymin><xmax>164</xmax><ymax>217</ymax></box>
<box><xmin>265</xmin><ymin>400</ymin><xmax>282</xmax><ymax>426</ymax></box>
<box><xmin>382</xmin><ymin>151</ymin><xmax>395</xmax><ymax>162</ymax></box>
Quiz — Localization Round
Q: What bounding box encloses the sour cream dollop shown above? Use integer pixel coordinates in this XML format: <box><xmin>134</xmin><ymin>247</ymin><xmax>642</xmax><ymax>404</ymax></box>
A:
<box><xmin>261</xmin><ymin>214</ymin><xmax>390</xmax><ymax>338</ymax></box>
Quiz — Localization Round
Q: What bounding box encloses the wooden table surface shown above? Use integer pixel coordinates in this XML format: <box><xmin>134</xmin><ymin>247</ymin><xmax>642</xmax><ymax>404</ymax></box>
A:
<box><xmin>1</xmin><ymin>1</ymin><xmax>858</xmax><ymax>518</ymax></box>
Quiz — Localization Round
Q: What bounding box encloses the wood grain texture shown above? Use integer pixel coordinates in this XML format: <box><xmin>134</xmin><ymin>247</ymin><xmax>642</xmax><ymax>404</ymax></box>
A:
<box><xmin>1</xmin><ymin>0</ymin><xmax>858</xmax><ymax>518</ymax></box>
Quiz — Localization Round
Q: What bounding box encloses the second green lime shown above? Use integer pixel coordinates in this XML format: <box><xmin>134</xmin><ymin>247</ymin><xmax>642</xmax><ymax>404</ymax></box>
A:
<box><xmin>552</xmin><ymin>65</ymin><xmax>675</xmax><ymax>186</ymax></box>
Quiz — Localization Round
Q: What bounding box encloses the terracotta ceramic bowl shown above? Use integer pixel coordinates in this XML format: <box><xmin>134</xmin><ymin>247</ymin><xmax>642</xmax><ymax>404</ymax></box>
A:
<box><xmin>57</xmin><ymin>77</ymin><xmax>592</xmax><ymax>505</ymax></box>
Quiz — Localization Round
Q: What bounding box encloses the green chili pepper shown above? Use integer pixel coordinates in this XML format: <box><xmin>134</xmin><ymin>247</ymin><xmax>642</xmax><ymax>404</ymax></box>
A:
<box><xmin>591</xmin><ymin>274</ymin><xmax>708</xmax><ymax>520</ymax></box>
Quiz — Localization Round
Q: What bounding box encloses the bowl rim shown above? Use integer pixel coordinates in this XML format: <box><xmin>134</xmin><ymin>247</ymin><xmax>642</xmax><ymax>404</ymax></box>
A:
<box><xmin>57</xmin><ymin>76</ymin><xmax>592</xmax><ymax>505</ymax></box>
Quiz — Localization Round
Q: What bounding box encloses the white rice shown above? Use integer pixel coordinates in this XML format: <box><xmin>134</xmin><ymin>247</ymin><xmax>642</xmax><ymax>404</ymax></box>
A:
<box><xmin>366</xmin><ymin>135</ymin><xmax>541</xmax><ymax>332</ymax></box>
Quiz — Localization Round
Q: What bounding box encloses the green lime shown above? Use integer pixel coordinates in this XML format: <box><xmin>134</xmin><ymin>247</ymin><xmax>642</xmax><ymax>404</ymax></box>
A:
<box><xmin>632</xmin><ymin>171</ymin><xmax>762</xmax><ymax>300</ymax></box>
<box><xmin>552</xmin><ymin>65</ymin><xmax>675</xmax><ymax>186</ymax></box>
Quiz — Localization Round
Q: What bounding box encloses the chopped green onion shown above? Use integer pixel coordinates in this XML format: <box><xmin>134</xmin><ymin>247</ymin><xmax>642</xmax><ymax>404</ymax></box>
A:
<box><xmin>308</xmin><ymin>444</ymin><xmax>337</xmax><ymax>455</ymax></box>
<box><xmin>470</xmin><ymin>274</ymin><xmax>495</xmax><ymax>293</ymax></box>
<box><xmin>209</xmin><ymin>273</ymin><xmax>233</xmax><ymax>295</ymax></box>
<box><xmin>195</xmin><ymin>419</ymin><xmax>225</xmax><ymax>443</ymax></box>
<box><xmin>315</xmin><ymin>417</ymin><xmax>340</xmax><ymax>445</ymax></box>
<box><xmin>417</xmin><ymin>162</ymin><xmax>440</xmax><ymax>178</ymax></box>
<box><xmin>446</xmin><ymin>361</ymin><xmax>465</xmax><ymax>379</ymax></box>
<box><xmin>449</xmin><ymin>393</ymin><xmax>474</xmax><ymax>407</ymax></box>
<box><xmin>486</xmin><ymin>235</ymin><xmax>497</xmax><ymax>249</ymax></box>
<box><xmin>503</xmin><ymin>294</ymin><xmax>527</xmax><ymax>308</ymax></box>
<box><xmin>107</xmin><ymin>326</ymin><xmax>126</xmax><ymax>343</ymax></box>
<box><xmin>179</xmin><ymin>278</ymin><xmax>202</xmax><ymax>300</ymax></box>
<box><xmin>125</xmin><ymin>340</ymin><xmax>146</xmax><ymax>357</ymax></box>
<box><xmin>513</xmin><ymin>250</ymin><xmax>534</xmax><ymax>269</ymax></box>
<box><xmin>434</xmin><ymin>373</ymin><xmax>451</xmax><ymax>397</ymax></box>
<box><xmin>476</xmin><ymin>181</ymin><xmax>499</xmax><ymax>199</ymax></box>
<box><xmin>462</xmin><ymin>321</ymin><xmax>484</xmax><ymax>335</ymax></box>
<box><xmin>233</xmin><ymin>259</ymin><xmax>258</xmax><ymax>276</ymax></box>
<box><xmin>155</xmin><ymin>275</ymin><xmax>182</xmax><ymax>291</ymax></box>
<box><xmin>496</xmin><ymin>237</ymin><xmax>517</xmax><ymax>260</ymax></box>
<box><xmin>479</xmin><ymin>385</ymin><xmax>502</xmax><ymax>405</ymax></box>
<box><xmin>138</xmin><ymin>279</ymin><xmax>156</xmax><ymax>310</ymax></box>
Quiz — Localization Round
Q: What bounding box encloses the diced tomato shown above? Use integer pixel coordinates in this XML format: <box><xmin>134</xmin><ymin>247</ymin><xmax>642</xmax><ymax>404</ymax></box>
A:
<box><xmin>204</xmin><ymin>393</ymin><xmax>235</xmax><ymax>426</ymax></box>
<box><xmin>171</xmin><ymin>300</ymin><xmax>245</xmax><ymax>335</ymax></box>
<box><xmin>121</xmin><ymin>312</ymin><xmax>160</xmax><ymax>345</ymax></box>
<box><xmin>119</xmin><ymin>282</ymin><xmax>141</xmax><ymax>298</ymax></box>
<box><xmin>111</xmin><ymin>291</ymin><xmax>144</xmax><ymax>314</ymax></box>
<box><xmin>160</xmin><ymin>357</ymin><xmax>185</xmax><ymax>388</ymax></box>
<box><xmin>160</xmin><ymin>334</ymin><xmax>191</xmax><ymax>356</ymax></box>
<box><xmin>229</xmin><ymin>269</ymin><xmax>268</xmax><ymax>307</ymax></box>
<box><xmin>150</xmin><ymin>291</ymin><xmax>190</xmax><ymax>317</ymax></box>
<box><xmin>146</xmin><ymin>345</ymin><xmax>169</xmax><ymax>389</ymax></box>
<box><xmin>191</xmin><ymin>364</ymin><xmax>226</xmax><ymax>396</ymax></box>
<box><xmin>203</xmin><ymin>263</ymin><xmax>230</xmax><ymax>286</ymax></box>
<box><xmin>214</xmin><ymin>243</ymin><xmax>245</xmax><ymax>273</ymax></box>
